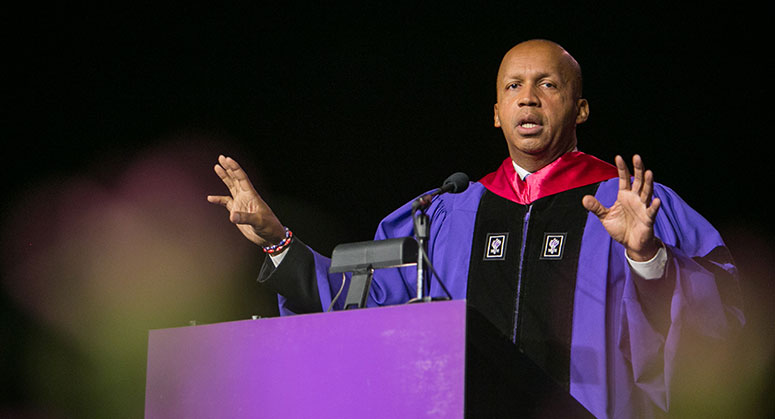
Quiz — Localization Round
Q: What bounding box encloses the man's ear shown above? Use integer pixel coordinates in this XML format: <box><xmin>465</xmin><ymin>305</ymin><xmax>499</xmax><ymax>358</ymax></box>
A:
<box><xmin>575</xmin><ymin>99</ymin><xmax>589</xmax><ymax>124</ymax></box>
<box><xmin>493</xmin><ymin>103</ymin><xmax>501</xmax><ymax>127</ymax></box>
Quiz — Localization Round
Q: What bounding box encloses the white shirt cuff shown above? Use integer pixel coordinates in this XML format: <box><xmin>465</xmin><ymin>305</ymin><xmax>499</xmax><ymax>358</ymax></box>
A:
<box><xmin>626</xmin><ymin>242</ymin><xmax>667</xmax><ymax>280</ymax></box>
<box><xmin>268</xmin><ymin>245</ymin><xmax>290</xmax><ymax>267</ymax></box>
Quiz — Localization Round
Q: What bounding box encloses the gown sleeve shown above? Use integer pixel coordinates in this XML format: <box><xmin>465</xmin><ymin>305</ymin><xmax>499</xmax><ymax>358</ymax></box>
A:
<box><xmin>617</xmin><ymin>182</ymin><xmax>744</xmax><ymax>411</ymax></box>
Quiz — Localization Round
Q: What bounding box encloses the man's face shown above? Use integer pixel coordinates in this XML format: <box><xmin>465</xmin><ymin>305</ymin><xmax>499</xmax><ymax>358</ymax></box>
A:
<box><xmin>494</xmin><ymin>41</ymin><xmax>588</xmax><ymax>170</ymax></box>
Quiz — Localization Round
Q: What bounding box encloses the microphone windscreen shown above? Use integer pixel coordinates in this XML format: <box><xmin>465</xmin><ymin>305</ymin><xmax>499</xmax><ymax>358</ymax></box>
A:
<box><xmin>442</xmin><ymin>172</ymin><xmax>470</xmax><ymax>194</ymax></box>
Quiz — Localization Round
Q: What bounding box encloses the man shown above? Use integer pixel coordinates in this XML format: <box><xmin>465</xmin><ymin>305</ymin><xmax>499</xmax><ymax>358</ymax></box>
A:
<box><xmin>208</xmin><ymin>40</ymin><xmax>743</xmax><ymax>418</ymax></box>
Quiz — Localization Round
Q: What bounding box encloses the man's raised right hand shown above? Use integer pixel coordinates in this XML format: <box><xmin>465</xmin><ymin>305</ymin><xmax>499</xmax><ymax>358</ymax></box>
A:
<box><xmin>207</xmin><ymin>155</ymin><xmax>286</xmax><ymax>249</ymax></box>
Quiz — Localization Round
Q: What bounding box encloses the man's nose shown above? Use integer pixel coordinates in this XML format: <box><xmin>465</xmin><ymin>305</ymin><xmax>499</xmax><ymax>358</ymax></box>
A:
<box><xmin>518</xmin><ymin>85</ymin><xmax>540</xmax><ymax>107</ymax></box>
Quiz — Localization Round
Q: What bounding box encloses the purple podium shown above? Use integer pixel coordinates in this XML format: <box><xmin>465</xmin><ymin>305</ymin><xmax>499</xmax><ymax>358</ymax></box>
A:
<box><xmin>145</xmin><ymin>300</ymin><xmax>591</xmax><ymax>418</ymax></box>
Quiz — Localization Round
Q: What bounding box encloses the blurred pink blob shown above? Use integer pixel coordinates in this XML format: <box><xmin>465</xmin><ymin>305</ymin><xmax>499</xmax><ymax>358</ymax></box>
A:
<box><xmin>2</xmin><ymin>135</ymin><xmax>260</xmax><ymax>344</ymax></box>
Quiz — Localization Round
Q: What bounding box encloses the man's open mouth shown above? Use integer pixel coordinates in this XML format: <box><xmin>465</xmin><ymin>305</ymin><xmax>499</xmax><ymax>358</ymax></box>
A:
<box><xmin>517</xmin><ymin>116</ymin><xmax>543</xmax><ymax>135</ymax></box>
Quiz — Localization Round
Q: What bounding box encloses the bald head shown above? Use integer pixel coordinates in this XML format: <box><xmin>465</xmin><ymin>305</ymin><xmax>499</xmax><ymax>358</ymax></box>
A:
<box><xmin>497</xmin><ymin>40</ymin><xmax>583</xmax><ymax>99</ymax></box>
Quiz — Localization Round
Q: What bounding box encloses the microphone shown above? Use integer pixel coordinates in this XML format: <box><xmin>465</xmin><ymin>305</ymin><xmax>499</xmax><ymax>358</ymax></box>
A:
<box><xmin>411</xmin><ymin>172</ymin><xmax>470</xmax><ymax>211</ymax></box>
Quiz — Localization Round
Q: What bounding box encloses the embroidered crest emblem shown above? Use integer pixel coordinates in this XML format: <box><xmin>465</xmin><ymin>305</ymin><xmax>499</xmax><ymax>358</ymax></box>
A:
<box><xmin>540</xmin><ymin>233</ymin><xmax>567</xmax><ymax>260</ymax></box>
<box><xmin>484</xmin><ymin>233</ymin><xmax>508</xmax><ymax>260</ymax></box>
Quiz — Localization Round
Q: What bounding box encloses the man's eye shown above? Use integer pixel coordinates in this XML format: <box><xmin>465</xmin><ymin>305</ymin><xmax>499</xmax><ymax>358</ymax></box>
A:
<box><xmin>542</xmin><ymin>82</ymin><xmax>557</xmax><ymax>88</ymax></box>
<box><xmin>507</xmin><ymin>83</ymin><xmax>520</xmax><ymax>89</ymax></box>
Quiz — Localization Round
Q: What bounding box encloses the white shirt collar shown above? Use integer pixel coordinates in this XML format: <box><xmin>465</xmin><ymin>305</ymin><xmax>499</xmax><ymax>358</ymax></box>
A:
<box><xmin>512</xmin><ymin>160</ymin><xmax>532</xmax><ymax>180</ymax></box>
<box><xmin>512</xmin><ymin>148</ymin><xmax>579</xmax><ymax>180</ymax></box>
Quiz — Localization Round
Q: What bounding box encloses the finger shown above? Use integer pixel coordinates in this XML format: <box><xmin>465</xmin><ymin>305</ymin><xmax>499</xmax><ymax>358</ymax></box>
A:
<box><xmin>631</xmin><ymin>155</ymin><xmax>644</xmax><ymax>193</ymax></box>
<box><xmin>641</xmin><ymin>169</ymin><xmax>655</xmax><ymax>204</ymax></box>
<box><xmin>218</xmin><ymin>156</ymin><xmax>242</xmax><ymax>191</ymax></box>
<box><xmin>220</xmin><ymin>155</ymin><xmax>245</xmax><ymax>178</ymax></box>
<box><xmin>217</xmin><ymin>154</ymin><xmax>231</xmax><ymax>169</ymax></box>
<box><xmin>221</xmin><ymin>156</ymin><xmax>256</xmax><ymax>194</ymax></box>
<box><xmin>213</xmin><ymin>163</ymin><xmax>236</xmax><ymax>191</ymax></box>
<box><xmin>207</xmin><ymin>195</ymin><xmax>232</xmax><ymax>209</ymax></box>
<box><xmin>615</xmin><ymin>155</ymin><xmax>631</xmax><ymax>191</ymax></box>
<box><xmin>582</xmin><ymin>195</ymin><xmax>609</xmax><ymax>218</ymax></box>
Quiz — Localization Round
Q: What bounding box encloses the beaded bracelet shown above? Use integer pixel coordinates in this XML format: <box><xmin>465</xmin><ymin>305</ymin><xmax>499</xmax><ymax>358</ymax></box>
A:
<box><xmin>263</xmin><ymin>227</ymin><xmax>293</xmax><ymax>254</ymax></box>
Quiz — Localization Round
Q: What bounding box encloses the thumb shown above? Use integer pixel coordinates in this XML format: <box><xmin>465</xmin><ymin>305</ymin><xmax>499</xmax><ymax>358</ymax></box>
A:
<box><xmin>646</xmin><ymin>197</ymin><xmax>662</xmax><ymax>219</ymax></box>
<box><xmin>582</xmin><ymin>195</ymin><xmax>608</xmax><ymax>218</ymax></box>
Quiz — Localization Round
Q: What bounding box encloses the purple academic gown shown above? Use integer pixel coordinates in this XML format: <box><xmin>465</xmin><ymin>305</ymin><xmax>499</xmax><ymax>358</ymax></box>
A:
<box><xmin>267</xmin><ymin>152</ymin><xmax>743</xmax><ymax>418</ymax></box>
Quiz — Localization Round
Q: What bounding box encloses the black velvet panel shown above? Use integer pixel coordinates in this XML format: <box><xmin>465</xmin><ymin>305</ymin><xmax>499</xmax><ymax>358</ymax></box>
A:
<box><xmin>466</xmin><ymin>184</ymin><xmax>600</xmax><ymax>388</ymax></box>
<box><xmin>466</xmin><ymin>192</ymin><xmax>526</xmax><ymax>342</ymax></box>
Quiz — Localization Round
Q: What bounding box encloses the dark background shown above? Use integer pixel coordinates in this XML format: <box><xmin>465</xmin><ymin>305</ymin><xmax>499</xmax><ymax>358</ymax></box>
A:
<box><xmin>3</xmin><ymin>3</ymin><xmax>772</xmax><ymax>417</ymax></box>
